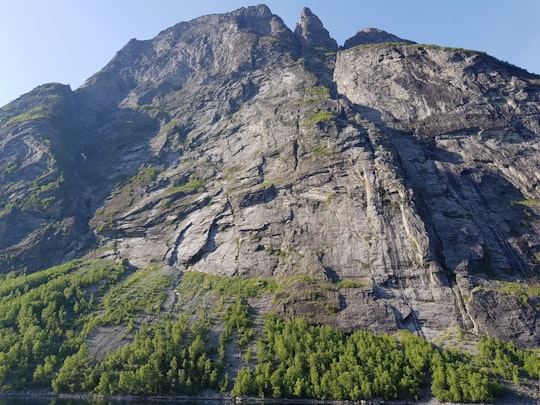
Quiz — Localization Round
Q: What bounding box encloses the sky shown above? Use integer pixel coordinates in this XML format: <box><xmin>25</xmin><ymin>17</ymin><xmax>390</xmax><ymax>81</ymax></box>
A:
<box><xmin>1</xmin><ymin>0</ymin><xmax>539</xmax><ymax>107</ymax></box>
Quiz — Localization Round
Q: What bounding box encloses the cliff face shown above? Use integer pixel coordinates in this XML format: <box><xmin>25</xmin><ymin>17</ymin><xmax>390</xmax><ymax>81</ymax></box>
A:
<box><xmin>1</xmin><ymin>5</ymin><xmax>539</xmax><ymax>345</ymax></box>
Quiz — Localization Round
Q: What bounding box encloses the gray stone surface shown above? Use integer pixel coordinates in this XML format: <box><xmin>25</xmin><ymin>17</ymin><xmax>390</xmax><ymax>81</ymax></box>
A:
<box><xmin>343</xmin><ymin>27</ymin><xmax>416</xmax><ymax>49</ymax></box>
<box><xmin>0</xmin><ymin>5</ymin><xmax>539</xmax><ymax>345</ymax></box>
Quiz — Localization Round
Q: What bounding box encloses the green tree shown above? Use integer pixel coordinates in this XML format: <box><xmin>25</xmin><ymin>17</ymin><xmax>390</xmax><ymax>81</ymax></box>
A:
<box><xmin>52</xmin><ymin>344</ymin><xmax>91</xmax><ymax>393</ymax></box>
<box><xmin>232</xmin><ymin>367</ymin><xmax>254</xmax><ymax>396</ymax></box>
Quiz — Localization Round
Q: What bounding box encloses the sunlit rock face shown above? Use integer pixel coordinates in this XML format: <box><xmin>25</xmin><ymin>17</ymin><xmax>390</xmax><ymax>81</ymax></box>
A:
<box><xmin>1</xmin><ymin>5</ymin><xmax>539</xmax><ymax>346</ymax></box>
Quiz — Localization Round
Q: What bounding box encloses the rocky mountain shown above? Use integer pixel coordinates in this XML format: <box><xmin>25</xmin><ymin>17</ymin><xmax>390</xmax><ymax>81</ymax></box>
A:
<box><xmin>1</xmin><ymin>3</ymin><xmax>539</xmax><ymax>352</ymax></box>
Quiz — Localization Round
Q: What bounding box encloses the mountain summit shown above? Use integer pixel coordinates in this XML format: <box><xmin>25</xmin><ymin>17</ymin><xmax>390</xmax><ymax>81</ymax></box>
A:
<box><xmin>0</xmin><ymin>5</ymin><xmax>540</xmax><ymax>394</ymax></box>
<box><xmin>343</xmin><ymin>27</ymin><xmax>416</xmax><ymax>48</ymax></box>
<box><xmin>294</xmin><ymin>7</ymin><xmax>338</xmax><ymax>52</ymax></box>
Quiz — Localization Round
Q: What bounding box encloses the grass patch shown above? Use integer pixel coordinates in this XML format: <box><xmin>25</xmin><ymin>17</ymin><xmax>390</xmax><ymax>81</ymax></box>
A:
<box><xmin>178</xmin><ymin>272</ymin><xmax>341</xmax><ymax>300</ymax></box>
<box><xmin>496</xmin><ymin>281</ymin><xmax>540</xmax><ymax>303</ymax></box>
<box><xmin>178</xmin><ymin>271</ymin><xmax>278</xmax><ymax>300</ymax></box>
<box><xmin>134</xmin><ymin>103</ymin><xmax>164</xmax><ymax>113</ymax></box>
<box><xmin>170</xmin><ymin>179</ymin><xmax>207</xmax><ymax>194</ymax></box>
<box><xmin>3</xmin><ymin>163</ymin><xmax>18</xmax><ymax>175</ymax></box>
<box><xmin>0</xmin><ymin>201</ymin><xmax>19</xmax><ymax>218</ymax></box>
<box><xmin>300</xmin><ymin>86</ymin><xmax>330</xmax><ymax>104</ymax></box>
<box><xmin>512</xmin><ymin>199</ymin><xmax>540</xmax><ymax>207</ymax></box>
<box><xmin>475</xmin><ymin>281</ymin><xmax>540</xmax><ymax>307</ymax></box>
<box><xmin>260</xmin><ymin>36</ymin><xmax>279</xmax><ymax>43</ymax></box>
<box><xmin>336</xmin><ymin>280</ymin><xmax>365</xmax><ymax>288</ymax></box>
<box><xmin>349</xmin><ymin>42</ymin><xmax>485</xmax><ymax>56</ymax></box>
<box><xmin>26</xmin><ymin>173</ymin><xmax>65</xmax><ymax>210</ymax></box>
<box><xmin>6</xmin><ymin>106</ymin><xmax>51</xmax><ymax>124</ymax></box>
<box><xmin>130</xmin><ymin>166</ymin><xmax>160</xmax><ymax>186</ymax></box>
<box><xmin>302</xmin><ymin>110</ymin><xmax>334</xmax><ymax>127</ymax></box>
<box><xmin>159</xmin><ymin>120</ymin><xmax>177</xmax><ymax>135</ymax></box>
<box><xmin>310</xmin><ymin>145</ymin><xmax>331</xmax><ymax>156</ymax></box>
<box><xmin>98</xmin><ymin>265</ymin><xmax>172</xmax><ymax>324</ymax></box>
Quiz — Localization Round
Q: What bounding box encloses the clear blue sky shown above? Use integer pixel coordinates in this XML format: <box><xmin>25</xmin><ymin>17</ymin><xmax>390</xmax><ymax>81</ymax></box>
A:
<box><xmin>1</xmin><ymin>1</ymin><xmax>539</xmax><ymax>107</ymax></box>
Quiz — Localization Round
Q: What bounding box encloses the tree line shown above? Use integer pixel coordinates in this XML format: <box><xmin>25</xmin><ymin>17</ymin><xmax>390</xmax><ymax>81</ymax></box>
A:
<box><xmin>0</xmin><ymin>260</ymin><xmax>539</xmax><ymax>403</ymax></box>
<box><xmin>232</xmin><ymin>317</ymin><xmax>504</xmax><ymax>403</ymax></box>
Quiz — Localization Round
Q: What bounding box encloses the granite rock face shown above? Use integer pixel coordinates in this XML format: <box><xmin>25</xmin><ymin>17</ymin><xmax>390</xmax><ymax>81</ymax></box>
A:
<box><xmin>295</xmin><ymin>7</ymin><xmax>338</xmax><ymax>52</ymax></box>
<box><xmin>0</xmin><ymin>5</ymin><xmax>539</xmax><ymax>345</ymax></box>
<box><xmin>342</xmin><ymin>27</ymin><xmax>416</xmax><ymax>49</ymax></box>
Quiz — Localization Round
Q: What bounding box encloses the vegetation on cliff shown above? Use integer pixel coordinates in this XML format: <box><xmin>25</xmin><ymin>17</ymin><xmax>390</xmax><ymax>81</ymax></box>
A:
<box><xmin>0</xmin><ymin>258</ymin><xmax>539</xmax><ymax>403</ymax></box>
<box><xmin>1</xmin><ymin>4</ymin><xmax>540</xmax><ymax>403</ymax></box>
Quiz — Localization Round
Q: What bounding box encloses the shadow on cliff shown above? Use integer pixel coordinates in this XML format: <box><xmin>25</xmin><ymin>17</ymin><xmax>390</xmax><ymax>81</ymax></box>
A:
<box><xmin>349</xmin><ymin>102</ymin><xmax>536</xmax><ymax>280</ymax></box>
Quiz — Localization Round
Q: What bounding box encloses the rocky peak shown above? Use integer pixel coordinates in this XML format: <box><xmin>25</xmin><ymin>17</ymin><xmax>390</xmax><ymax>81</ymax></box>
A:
<box><xmin>241</xmin><ymin>3</ymin><xmax>272</xmax><ymax>15</ymax></box>
<box><xmin>343</xmin><ymin>27</ymin><xmax>415</xmax><ymax>49</ymax></box>
<box><xmin>231</xmin><ymin>4</ymin><xmax>283</xmax><ymax>37</ymax></box>
<box><xmin>294</xmin><ymin>7</ymin><xmax>338</xmax><ymax>52</ymax></box>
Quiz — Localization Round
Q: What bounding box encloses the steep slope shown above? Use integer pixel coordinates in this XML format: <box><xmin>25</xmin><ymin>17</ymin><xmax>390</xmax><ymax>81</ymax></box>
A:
<box><xmin>0</xmin><ymin>83</ymin><xmax>95</xmax><ymax>272</ymax></box>
<box><xmin>335</xmin><ymin>44</ymin><xmax>540</xmax><ymax>344</ymax></box>
<box><xmin>0</xmin><ymin>4</ymin><xmax>539</xmax><ymax>350</ymax></box>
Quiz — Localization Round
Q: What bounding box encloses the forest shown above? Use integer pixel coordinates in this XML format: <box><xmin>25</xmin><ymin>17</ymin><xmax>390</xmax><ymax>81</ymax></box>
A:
<box><xmin>0</xmin><ymin>258</ymin><xmax>539</xmax><ymax>403</ymax></box>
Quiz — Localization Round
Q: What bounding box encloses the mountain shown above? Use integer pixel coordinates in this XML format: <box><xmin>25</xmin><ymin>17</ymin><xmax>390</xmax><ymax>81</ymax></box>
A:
<box><xmin>342</xmin><ymin>27</ymin><xmax>416</xmax><ymax>48</ymax></box>
<box><xmin>0</xmin><ymin>4</ymin><xmax>540</xmax><ymax>399</ymax></box>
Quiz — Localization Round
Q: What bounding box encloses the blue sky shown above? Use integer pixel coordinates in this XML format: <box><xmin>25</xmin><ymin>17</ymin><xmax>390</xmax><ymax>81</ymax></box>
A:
<box><xmin>1</xmin><ymin>1</ymin><xmax>539</xmax><ymax>107</ymax></box>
